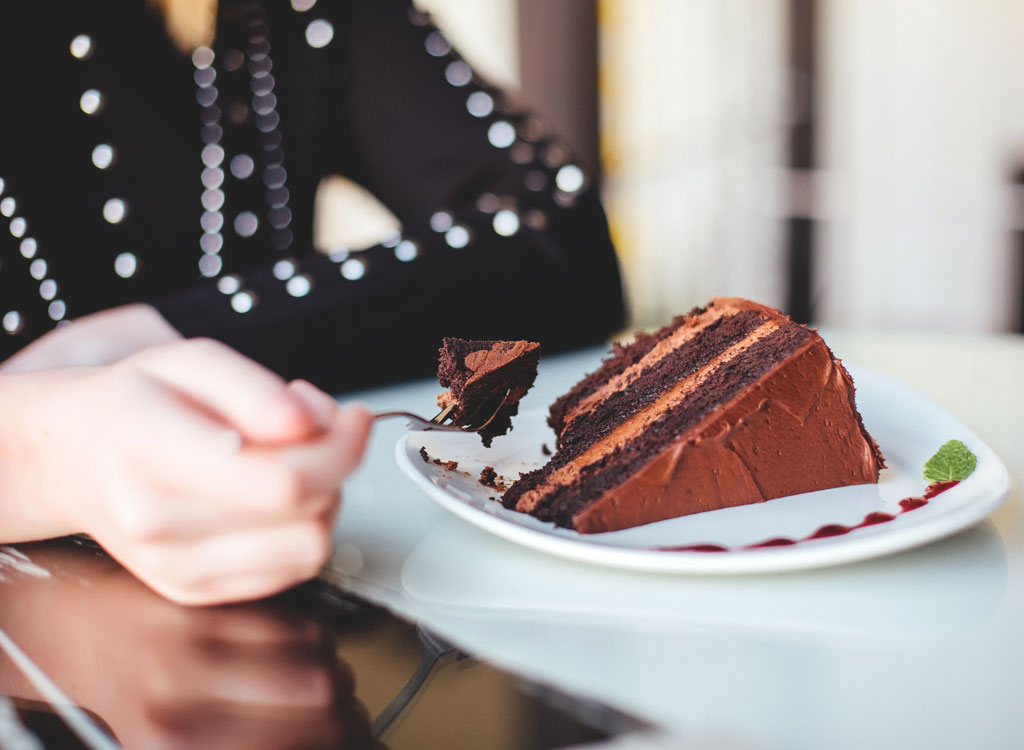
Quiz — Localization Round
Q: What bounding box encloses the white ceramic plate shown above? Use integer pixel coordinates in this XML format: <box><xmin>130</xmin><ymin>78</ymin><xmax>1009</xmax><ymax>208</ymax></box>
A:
<box><xmin>395</xmin><ymin>364</ymin><xmax>1011</xmax><ymax>573</ymax></box>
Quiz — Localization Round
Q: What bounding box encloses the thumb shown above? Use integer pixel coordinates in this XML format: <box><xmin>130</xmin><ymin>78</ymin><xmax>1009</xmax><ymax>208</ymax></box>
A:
<box><xmin>285</xmin><ymin>379</ymin><xmax>338</xmax><ymax>432</ymax></box>
<box><xmin>133</xmin><ymin>338</ymin><xmax>320</xmax><ymax>444</ymax></box>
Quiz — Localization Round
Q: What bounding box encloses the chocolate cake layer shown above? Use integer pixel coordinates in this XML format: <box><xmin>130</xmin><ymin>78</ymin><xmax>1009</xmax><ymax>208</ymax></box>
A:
<box><xmin>437</xmin><ymin>337</ymin><xmax>540</xmax><ymax>446</ymax></box>
<box><xmin>502</xmin><ymin>298</ymin><xmax>885</xmax><ymax>533</ymax></box>
<box><xmin>556</xmin><ymin>309</ymin><xmax>767</xmax><ymax>454</ymax></box>
<box><xmin>503</xmin><ymin>316</ymin><xmax>793</xmax><ymax>516</ymax></box>
<box><xmin>571</xmin><ymin>337</ymin><xmax>882</xmax><ymax>532</ymax></box>
<box><xmin>547</xmin><ymin>305</ymin><xmax>707</xmax><ymax>434</ymax></box>
<box><xmin>524</xmin><ymin>323</ymin><xmax>810</xmax><ymax>527</ymax></box>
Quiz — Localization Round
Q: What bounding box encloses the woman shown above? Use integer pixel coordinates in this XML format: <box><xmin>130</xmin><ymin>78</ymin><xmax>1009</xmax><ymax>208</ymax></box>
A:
<box><xmin>0</xmin><ymin>0</ymin><xmax>625</xmax><ymax>604</ymax></box>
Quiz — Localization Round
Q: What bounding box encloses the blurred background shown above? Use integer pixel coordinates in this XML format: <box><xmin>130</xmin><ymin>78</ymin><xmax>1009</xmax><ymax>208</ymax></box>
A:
<box><xmin>322</xmin><ymin>0</ymin><xmax>1024</xmax><ymax>334</ymax></box>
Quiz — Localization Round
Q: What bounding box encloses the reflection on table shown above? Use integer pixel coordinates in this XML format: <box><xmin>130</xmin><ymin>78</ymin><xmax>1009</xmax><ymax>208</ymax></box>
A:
<box><xmin>0</xmin><ymin>540</ymin><xmax>644</xmax><ymax>749</ymax></box>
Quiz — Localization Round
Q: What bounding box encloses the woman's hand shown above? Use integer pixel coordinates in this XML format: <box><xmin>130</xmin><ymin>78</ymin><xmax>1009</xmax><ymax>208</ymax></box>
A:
<box><xmin>0</xmin><ymin>338</ymin><xmax>373</xmax><ymax>605</ymax></box>
<box><xmin>0</xmin><ymin>303</ymin><xmax>183</xmax><ymax>373</ymax></box>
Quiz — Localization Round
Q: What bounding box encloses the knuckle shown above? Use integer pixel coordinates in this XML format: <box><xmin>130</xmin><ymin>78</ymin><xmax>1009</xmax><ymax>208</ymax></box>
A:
<box><xmin>133</xmin><ymin>336</ymin><xmax>219</xmax><ymax>368</ymax></box>
<box><xmin>266</xmin><ymin>466</ymin><xmax>306</xmax><ymax>511</ymax></box>
<box><xmin>295</xmin><ymin>523</ymin><xmax>332</xmax><ymax>577</ymax></box>
<box><xmin>184</xmin><ymin>335</ymin><xmax>219</xmax><ymax>351</ymax></box>
<box><xmin>182</xmin><ymin>336</ymin><xmax>228</xmax><ymax>359</ymax></box>
<box><xmin>113</xmin><ymin>504</ymin><xmax>169</xmax><ymax>543</ymax></box>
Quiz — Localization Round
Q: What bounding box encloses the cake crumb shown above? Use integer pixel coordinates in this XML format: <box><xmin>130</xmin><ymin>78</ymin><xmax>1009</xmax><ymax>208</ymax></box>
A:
<box><xmin>432</xmin><ymin>458</ymin><xmax>459</xmax><ymax>471</ymax></box>
<box><xmin>541</xmin><ymin>443</ymin><xmax>552</xmax><ymax>456</ymax></box>
<box><xmin>480</xmin><ymin>466</ymin><xmax>509</xmax><ymax>492</ymax></box>
<box><xmin>419</xmin><ymin>446</ymin><xmax>430</xmax><ymax>463</ymax></box>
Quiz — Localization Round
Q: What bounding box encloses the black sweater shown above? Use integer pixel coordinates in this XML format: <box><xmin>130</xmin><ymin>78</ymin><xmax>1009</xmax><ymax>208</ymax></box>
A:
<box><xmin>0</xmin><ymin>0</ymin><xmax>625</xmax><ymax>391</ymax></box>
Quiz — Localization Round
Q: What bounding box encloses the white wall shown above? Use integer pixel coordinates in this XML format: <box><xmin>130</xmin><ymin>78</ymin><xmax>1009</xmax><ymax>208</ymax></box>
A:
<box><xmin>601</xmin><ymin>0</ymin><xmax>1024</xmax><ymax>332</ymax></box>
<box><xmin>599</xmin><ymin>0</ymin><xmax>790</xmax><ymax>327</ymax></box>
<box><xmin>817</xmin><ymin>0</ymin><xmax>1024</xmax><ymax>331</ymax></box>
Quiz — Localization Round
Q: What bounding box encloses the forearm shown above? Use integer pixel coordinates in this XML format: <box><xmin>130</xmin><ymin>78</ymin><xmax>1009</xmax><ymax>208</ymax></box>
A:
<box><xmin>0</xmin><ymin>304</ymin><xmax>182</xmax><ymax>374</ymax></box>
<box><xmin>0</xmin><ymin>370</ymin><xmax>85</xmax><ymax>543</ymax></box>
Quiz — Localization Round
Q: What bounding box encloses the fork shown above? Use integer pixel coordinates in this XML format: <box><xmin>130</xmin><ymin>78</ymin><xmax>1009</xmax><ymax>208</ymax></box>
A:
<box><xmin>374</xmin><ymin>388</ymin><xmax>511</xmax><ymax>433</ymax></box>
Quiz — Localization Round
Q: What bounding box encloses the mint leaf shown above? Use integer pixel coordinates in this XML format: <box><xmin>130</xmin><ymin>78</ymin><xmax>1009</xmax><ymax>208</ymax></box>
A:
<box><xmin>923</xmin><ymin>440</ymin><xmax>977</xmax><ymax>482</ymax></box>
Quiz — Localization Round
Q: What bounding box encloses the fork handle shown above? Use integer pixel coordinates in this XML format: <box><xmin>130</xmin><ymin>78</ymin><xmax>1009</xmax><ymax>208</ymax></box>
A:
<box><xmin>373</xmin><ymin>411</ymin><xmax>465</xmax><ymax>432</ymax></box>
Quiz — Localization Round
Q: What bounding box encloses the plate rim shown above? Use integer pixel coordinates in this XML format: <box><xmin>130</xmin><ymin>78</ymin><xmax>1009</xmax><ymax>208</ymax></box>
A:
<box><xmin>394</xmin><ymin>364</ymin><xmax>1012</xmax><ymax>574</ymax></box>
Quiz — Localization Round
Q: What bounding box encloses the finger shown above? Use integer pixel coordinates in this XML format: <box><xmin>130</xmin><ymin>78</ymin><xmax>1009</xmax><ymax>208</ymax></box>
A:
<box><xmin>249</xmin><ymin>405</ymin><xmax>373</xmax><ymax>503</ymax></box>
<box><xmin>132</xmin><ymin>338</ymin><xmax>320</xmax><ymax>444</ymax></box>
<box><xmin>129</xmin><ymin>513</ymin><xmax>336</xmax><ymax>605</ymax></box>
<box><xmin>117</xmin><ymin>488</ymin><xmax>341</xmax><ymax>548</ymax></box>
<box><xmin>107</xmin><ymin>388</ymin><xmax>363</xmax><ymax>541</ymax></box>
<box><xmin>115</xmin><ymin>383</ymin><xmax>334</xmax><ymax>528</ymax></box>
<box><xmin>120</xmin><ymin>376</ymin><xmax>344</xmax><ymax>511</ymax></box>
<box><xmin>286</xmin><ymin>379</ymin><xmax>338</xmax><ymax>428</ymax></box>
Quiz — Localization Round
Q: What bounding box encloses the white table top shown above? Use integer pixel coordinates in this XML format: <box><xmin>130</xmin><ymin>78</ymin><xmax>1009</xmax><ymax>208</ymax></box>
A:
<box><xmin>333</xmin><ymin>329</ymin><xmax>1024</xmax><ymax>750</ymax></box>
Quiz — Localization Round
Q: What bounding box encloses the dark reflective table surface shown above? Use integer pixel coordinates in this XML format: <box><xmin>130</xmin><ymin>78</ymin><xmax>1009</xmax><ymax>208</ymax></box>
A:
<box><xmin>0</xmin><ymin>540</ymin><xmax>646</xmax><ymax>749</ymax></box>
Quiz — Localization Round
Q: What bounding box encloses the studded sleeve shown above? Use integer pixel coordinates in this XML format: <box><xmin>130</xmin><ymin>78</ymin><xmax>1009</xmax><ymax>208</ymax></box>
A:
<box><xmin>151</xmin><ymin>0</ymin><xmax>625</xmax><ymax>392</ymax></box>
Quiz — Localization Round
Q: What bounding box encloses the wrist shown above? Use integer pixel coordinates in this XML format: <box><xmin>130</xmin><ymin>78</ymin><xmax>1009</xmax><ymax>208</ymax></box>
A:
<box><xmin>0</xmin><ymin>368</ymin><xmax>97</xmax><ymax>542</ymax></box>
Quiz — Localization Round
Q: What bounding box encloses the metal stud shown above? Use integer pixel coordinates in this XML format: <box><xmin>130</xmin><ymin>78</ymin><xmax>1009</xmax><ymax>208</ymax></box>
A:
<box><xmin>78</xmin><ymin>89</ymin><xmax>103</xmax><ymax>114</ymax></box>
<box><xmin>445</xmin><ymin>61</ymin><xmax>472</xmax><ymax>87</ymax></box>
<box><xmin>2</xmin><ymin>311</ymin><xmax>23</xmax><ymax>334</ymax></box>
<box><xmin>102</xmin><ymin>199</ymin><xmax>127</xmax><ymax>224</ymax></box>
<box><xmin>29</xmin><ymin>259</ymin><xmax>47</xmax><ymax>280</ymax></box>
<box><xmin>234</xmin><ymin>211</ymin><xmax>259</xmax><ymax>237</ymax></box>
<box><xmin>305</xmin><ymin>19</ymin><xmax>334</xmax><ymax>48</ymax></box>
<box><xmin>192</xmin><ymin>46</ymin><xmax>215</xmax><ymax>69</ymax></box>
<box><xmin>493</xmin><ymin>209</ymin><xmax>520</xmax><ymax>237</ymax></box>
<box><xmin>556</xmin><ymin>164</ymin><xmax>585</xmax><ymax>193</ymax></box>
<box><xmin>231</xmin><ymin>291</ymin><xmax>256</xmax><ymax>313</ymax></box>
<box><xmin>466</xmin><ymin>91</ymin><xmax>494</xmax><ymax>118</ymax></box>
<box><xmin>200</xmin><ymin>233</ymin><xmax>224</xmax><ymax>254</ymax></box>
<box><xmin>445</xmin><ymin>225</ymin><xmax>471</xmax><ymax>248</ymax></box>
<box><xmin>198</xmin><ymin>255</ymin><xmax>223</xmax><ymax>277</ymax></box>
<box><xmin>340</xmin><ymin>257</ymin><xmax>366</xmax><ymax>280</ymax></box>
<box><xmin>92</xmin><ymin>144</ymin><xmax>116</xmax><ymax>169</ymax></box>
<box><xmin>395</xmin><ymin>240</ymin><xmax>420</xmax><ymax>262</ymax></box>
<box><xmin>217</xmin><ymin>275</ymin><xmax>241</xmax><ymax>294</ymax></box>
<box><xmin>113</xmin><ymin>252</ymin><xmax>137</xmax><ymax>278</ymax></box>
<box><xmin>286</xmin><ymin>274</ymin><xmax>313</xmax><ymax>297</ymax></box>
<box><xmin>430</xmin><ymin>211</ymin><xmax>453</xmax><ymax>232</ymax></box>
<box><xmin>273</xmin><ymin>259</ymin><xmax>296</xmax><ymax>280</ymax></box>
<box><xmin>487</xmin><ymin>121</ymin><xmax>516</xmax><ymax>148</ymax></box>
<box><xmin>425</xmin><ymin>31</ymin><xmax>451</xmax><ymax>57</ymax></box>
<box><xmin>70</xmin><ymin>35</ymin><xmax>93</xmax><ymax>60</ymax></box>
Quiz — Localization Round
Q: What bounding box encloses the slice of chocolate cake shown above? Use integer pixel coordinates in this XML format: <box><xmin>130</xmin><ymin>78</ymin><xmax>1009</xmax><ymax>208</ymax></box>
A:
<box><xmin>502</xmin><ymin>298</ymin><xmax>885</xmax><ymax>533</ymax></box>
<box><xmin>437</xmin><ymin>338</ymin><xmax>541</xmax><ymax>447</ymax></box>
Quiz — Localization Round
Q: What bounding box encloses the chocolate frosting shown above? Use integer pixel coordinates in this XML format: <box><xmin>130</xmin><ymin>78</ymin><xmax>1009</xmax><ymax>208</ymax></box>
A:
<box><xmin>571</xmin><ymin>336</ymin><xmax>884</xmax><ymax>533</ymax></box>
<box><xmin>436</xmin><ymin>338</ymin><xmax>541</xmax><ymax>446</ymax></box>
<box><xmin>464</xmin><ymin>341</ymin><xmax>539</xmax><ymax>385</ymax></box>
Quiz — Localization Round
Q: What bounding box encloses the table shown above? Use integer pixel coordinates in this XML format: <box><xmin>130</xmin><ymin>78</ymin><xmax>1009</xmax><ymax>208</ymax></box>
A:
<box><xmin>2</xmin><ymin>330</ymin><xmax>1022</xmax><ymax>749</ymax></box>
<box><xmin>335</xmin><ymin>329</ymin><xmax>1024</xmax><ymax>750</ymax></box>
